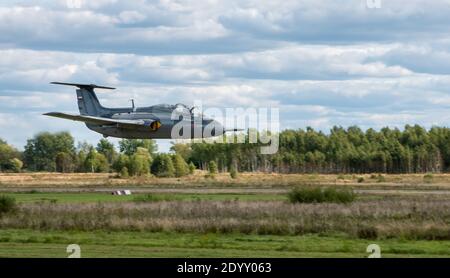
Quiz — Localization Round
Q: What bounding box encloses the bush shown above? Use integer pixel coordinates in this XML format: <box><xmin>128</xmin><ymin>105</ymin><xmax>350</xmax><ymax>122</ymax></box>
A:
<box><xmin>208</xmin><ymin>161</ymin><xmax>218</xmax><ymax>175</ymax></box>
<box><xmin>128</xmin><ymin>147</ymin><xmax>151</xmax><ymax>176</ymax></box>
<box><xmin>151</xmin><ymin>154</ymin><xmax>175</xmax><ymax>177</ymax></box>
<box><xmin>0</xmin><ymin>195</ymin><xmax>17</xmax><ymax>215</ymax></box>
<box><xmin>9</xmin><ymin>158</ymin><xmax>23</xmax><ymax>173</ymax></box>
<box><xmin>188</xmin><ymin>162</ymin><xmax>196</xmax><ymax>175</ymax></box>
<box><xmin>288</xmin><ymin>187</ymin><xmax>355</xmax><ymax>204</ymax></box>
<box><xmin>229</xmin><ymin>166</ymin><xmax>238</xmax><ymax>179</ymax></box>
<box><xmin>423</xmin><ymin>173</ymin><xmax>433</xmax><ymax>184</ymax></box>
<box><xmin>173</xmin><ymin>154</ymin><xmax>188</xmax><ymax>177</ymax></box>
<box><xmin>376</xmin><ymin>174</ymin><xmax>386</xmax><ymax>183</ymax></box>
<box><xmin>357</xmin><ymin>226</ymin><xmax>378</xmax><ymax>239</ymax></box>
<box><xmin>113</xmin><ymin>154</ymin><xmax>130</xmax><ymax>173</ymax></box>
<box><xmin>120</xmin><ymin>167</ymin><xmax>129</xmax><ymax>178</ymax></box>
<box><xmin>357</xmin><ymin>177</ymin><xmax>364</xmax><ymax>183</ymax></box>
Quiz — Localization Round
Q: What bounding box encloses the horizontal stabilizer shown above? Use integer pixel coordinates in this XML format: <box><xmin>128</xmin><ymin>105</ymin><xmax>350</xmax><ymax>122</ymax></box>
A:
<box><xmin>50</xmin><ymin>82</ymin><xmax>115</xmax><ymax>90</ymax></box>
<box><xmin>224</xmin><ymin>128</ymin><xmax>244</xmax><ymax>132</ymax></box>
<box><xmin>44</xmin><ymin>112</ymin><xmax>148</xmax><ymax>129</ymax></box>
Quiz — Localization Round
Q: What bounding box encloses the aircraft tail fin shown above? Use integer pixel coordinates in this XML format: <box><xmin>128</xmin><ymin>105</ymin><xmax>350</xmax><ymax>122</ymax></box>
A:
<box><xmin>51</xmin><ymin>82</ymin><xmax>114</xmax><ymax>116</ymax></box>
<box><xmin>50</xmin><ymin>82</ymin><xmax>116</xmax><ymax>90</ymax></box>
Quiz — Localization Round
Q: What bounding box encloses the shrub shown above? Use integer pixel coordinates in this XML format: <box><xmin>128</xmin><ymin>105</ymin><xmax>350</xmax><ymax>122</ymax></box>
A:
<box><xmin>173</xmin><ymin>154</ymin><xmax>188</xmax><ymax>177</ymax></box>
<box><xmin>151</xmin><ymin>154</ymin><xmax>175</xmax><ymax>177</ymax></box>
<box><xmin>376</xmin><ymin>174</ymin><xmax>386</xmax><ymax>183</ymax></box>
<box><xmin>423</xmin><ymin>173</ymin><xmax>433</xmax><ymax>184</ymax></box>
<box><xmin>9</xmin><ymin>158</ymin><xmax>23</xmax><ymax>173</ymax></box>
<box><xmin>120</xmin><ymin>167</ymin><xmax>129</xmax><ymax>178</ymax></box>
<box><xmin>129</xmin><ymin>147</ymin><xmax>151</xmax><ymax>176</ymax></box>
<box><xmin>288</xmin><ymin>187</ymin><xmax>355</xmax><ymax>204</ymax></box>
<box><xmin>113</xmin><ymin>154</ymin><xmax>130</xmax><ymax>173</ymax></box>
<box><xmin>357</xmin><ymin>177</ymin><xmax>364</xmax><ymax>183</ymax></box>
<box><xmin>0</xmin><ymin>195</ymin><xmax>17</xmax><ymax>215</ymax></box>
<box><xmin>208</xmin><ymin>161</ymin><xmax>218</xmax><ymax>175</ymax></box>
<box><xmin>229</xmin><ymin>165</ymin><xmax>238</xmax><ymax>179</ymax></box>
<box><xmin>188</xmin><ymin>162</ymin><xmax>196</xmax><ymax>175</ymax></box>
<box><xmin>357</xmin><ymin>226</ymin><xmax>378</xmax><ymax>239</ymax></box>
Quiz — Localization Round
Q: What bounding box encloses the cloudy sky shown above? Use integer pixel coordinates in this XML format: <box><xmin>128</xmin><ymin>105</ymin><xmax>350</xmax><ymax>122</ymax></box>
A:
<box><xmin>1</xmin><ymin>0</ymin><xmax>450</xmax><ymax>151</ymax></box>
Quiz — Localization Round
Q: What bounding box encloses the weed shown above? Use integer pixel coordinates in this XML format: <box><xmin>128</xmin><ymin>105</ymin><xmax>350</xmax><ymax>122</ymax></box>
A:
<box><xmin>288</xmin><ymin>187</ymin><xmax>355</xmax><ymax>204</ymax></box>
<box><xmin>0</xmin><ymin>195</ymin><xmax>17</xmax><ymax>215</ymax></box>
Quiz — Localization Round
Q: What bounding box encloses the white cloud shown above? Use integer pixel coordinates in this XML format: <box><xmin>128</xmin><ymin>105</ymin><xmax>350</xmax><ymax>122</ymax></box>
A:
<box><xmin>1</xmin><ymin>0</ymin><xmax>450</xmax><ymax>151</ymax></box>
<box><xmin>118</xmin><ymin>10</ymin><xmax>146</xmax><ymax>24</ymax></box>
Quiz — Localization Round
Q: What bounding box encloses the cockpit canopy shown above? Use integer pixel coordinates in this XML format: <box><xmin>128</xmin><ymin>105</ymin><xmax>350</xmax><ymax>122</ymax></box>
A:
<box><xmin>135</xmin><ymin>103</ymin><xmax>205</xmax><ymax>118</ymax></box>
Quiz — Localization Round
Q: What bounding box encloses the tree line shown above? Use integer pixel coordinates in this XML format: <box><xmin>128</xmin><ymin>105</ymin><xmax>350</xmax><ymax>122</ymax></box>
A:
<box><xmin>0</xmin><ymin>132</ymin><xmax>194</xmax><ymax>177</ymax></box>
<box><xmin>1</xmin><ymin>125</ymin><xmax>450</xmax><ymax>175</ymax></box>
<box><xmin>186</xmin><ymin>125</ymin><xmax>450</xmax><ymax>174</ymax></box>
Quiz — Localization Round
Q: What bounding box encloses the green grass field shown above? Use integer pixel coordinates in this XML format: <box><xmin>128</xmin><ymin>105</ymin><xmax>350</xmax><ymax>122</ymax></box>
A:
<box><xmin>0</xmin><ymin>173</ymin><xmax>449</xmax><ymax>258</ymax></box>
<box><xmin>1</xmin><ymin>229</ymin><xmax>449</xmax><ymax>258</ymax></box>
<box><xmin>2</xmin><ymin>192</ymin><xmax>287</xmax><ymax>203</ymax></box>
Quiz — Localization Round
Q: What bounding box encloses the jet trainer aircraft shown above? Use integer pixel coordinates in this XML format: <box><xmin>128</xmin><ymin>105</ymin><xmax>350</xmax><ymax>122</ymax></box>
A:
<box><xmin>44</xmin><ymin>82</ymin><xmax>237</xmax><ymax>139</ymax></box>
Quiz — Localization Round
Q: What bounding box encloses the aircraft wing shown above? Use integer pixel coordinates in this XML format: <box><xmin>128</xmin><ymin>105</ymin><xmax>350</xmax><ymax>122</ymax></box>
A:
<box><xmin>44</xmin><ymin>112</ymin><xmax>150</xmax><ymax>129</ymax></box>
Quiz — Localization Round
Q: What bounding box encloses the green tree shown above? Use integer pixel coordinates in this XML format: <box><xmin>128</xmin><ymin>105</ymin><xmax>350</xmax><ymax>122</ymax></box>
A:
<box><xmin>128</xmin><ymin>147</ymin><xmax>151</xmax><ymax>176</ymax></box>
<box><xmin>229</xmin><ymin>165</ymin><xmax>238</xmax><ymax>179</ymax></box>
<box><xmin>75</xmin><ymin>141</ymin><xmax>94</xmax><ymax>172</ymax></box>
<box><xmin>23</xmin><ymin>132</ymin><xmax>75</xmax><ymax>171</ymax></box>
<box><xmin>96</xmin><ymin>139</ymin><xmax>117</xmax><ymax>165</ymax></box>
<box><xmin>173</xmin><ymin>154</ymin><xmax>188</xmax><ymax>177</ymax></box>
<box><xmin>170</xmin><ymin>143</ymin><xmax>192</xmax><ymax>161</ymax></box>
<box><xmin>55</xmin><ymin>152</ymin><xmax>74</xmax><ymax>173</ymax></box>
<box><xmin>0</xmin><ymin>140</ymin><xmax>21</xmax><ymax>172</ymax></box>
<box><xmin>9</xmin><ymin>158</ymin><xmax>23</xmax><ymax>173</ymax></box>
<box><xmin>188</xmin><ymin>162</ymin><xmax>196</xmax><ymax>174</ymax></box>
<box><xmin>151</xmin><ymin>154</ymin><xmax>175</xmax><ymax>177</ymax></box>
<box><xmin>185</xmin><ymin>126</ymin><xmax>450</xmax><ymax>174</ymax></box>
<box><xmin>208</xmin><ymin>161</ymin><xmax>218</xmax><ymax>175</ymax></box>
<box><xmin>84</xmin><ymin>149</ymin><xmax>109</xmax><ymax>173</ymax></box>
<box><xmin>119</xmin><ymin>139</ymin><xmax>157</xmax><ymax>156</ymax></box>
<box><xmin>113</xmin><ymin>154</ymin><xmax>130</xmax><ymax>173</ymax></box>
